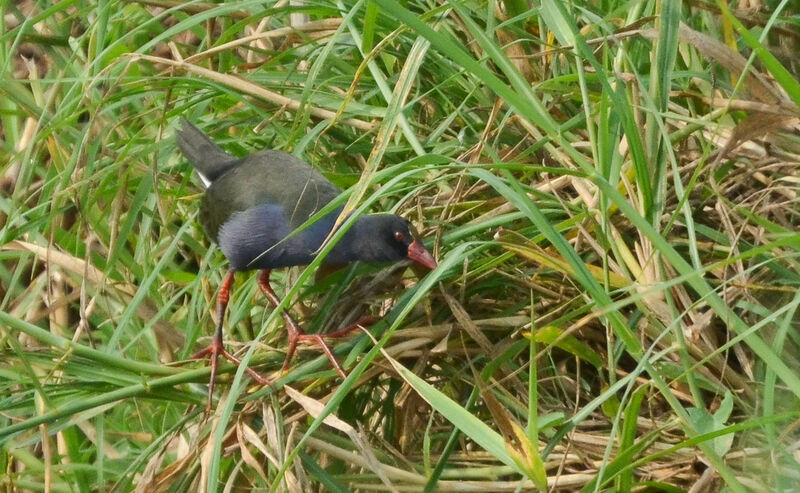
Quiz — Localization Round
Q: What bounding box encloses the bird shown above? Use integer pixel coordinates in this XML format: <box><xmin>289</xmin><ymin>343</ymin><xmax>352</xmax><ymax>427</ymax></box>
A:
<box><xmin>176</xmin><ymin>119</ymin><xmax>437</xmax><ymax>409</ymax></box>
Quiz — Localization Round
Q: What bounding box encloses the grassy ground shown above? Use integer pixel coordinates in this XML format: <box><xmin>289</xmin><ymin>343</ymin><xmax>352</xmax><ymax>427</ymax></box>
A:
<box><xmin>2</xmin><ymin>0</ymin><xmax>800</xmax><ymax>491</ymax></box>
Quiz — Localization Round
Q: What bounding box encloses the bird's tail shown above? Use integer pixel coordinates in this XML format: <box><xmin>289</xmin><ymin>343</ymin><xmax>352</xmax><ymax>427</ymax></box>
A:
<box><xmin>176</xmin><ymin>119</ymin><xmax>238</xmax><ymax>187</ymax></box>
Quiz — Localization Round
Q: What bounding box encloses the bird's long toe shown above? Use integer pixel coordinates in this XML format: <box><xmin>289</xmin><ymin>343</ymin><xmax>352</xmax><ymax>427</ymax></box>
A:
<box><xmin>192</xmin><ymin>338</ymin><xmax>272</xmax><ymax>412</ymax></box>
<box><xmin>280</xmin><ymin>315</ymin><xmax>379</xmax><ymax>379</ymax></box>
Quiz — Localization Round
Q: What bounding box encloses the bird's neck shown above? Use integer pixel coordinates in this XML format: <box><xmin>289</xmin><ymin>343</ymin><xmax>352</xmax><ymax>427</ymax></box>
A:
<box><xmin>325</xmin><ymin>215</ymin><xmax>383</xmax><ymax>264</ymax></box>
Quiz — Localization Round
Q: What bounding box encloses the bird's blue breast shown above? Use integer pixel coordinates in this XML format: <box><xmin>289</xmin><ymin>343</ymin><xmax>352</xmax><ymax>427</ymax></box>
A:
<box><xmin>217</xmin><ymin>203</ymin><xmax>339</xmax><ymax>271</ymax></box>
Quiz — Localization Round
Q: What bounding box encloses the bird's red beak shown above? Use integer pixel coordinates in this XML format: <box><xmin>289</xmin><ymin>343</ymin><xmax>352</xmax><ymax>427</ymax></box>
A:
<box><xmin>407</xmin><ymin>239</ymin><xmax>437</xmax><ymax>269</ymax></box>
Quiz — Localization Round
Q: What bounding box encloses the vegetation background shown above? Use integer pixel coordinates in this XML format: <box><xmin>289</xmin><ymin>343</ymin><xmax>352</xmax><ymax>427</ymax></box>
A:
<box><xmin>1</xmin><ymin>0</ymin><xmax>799</xmax><ymax>491</ymax></box>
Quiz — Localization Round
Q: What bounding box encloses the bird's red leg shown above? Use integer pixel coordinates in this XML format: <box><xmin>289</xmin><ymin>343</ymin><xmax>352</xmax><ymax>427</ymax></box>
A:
<box><xmin>193</xmin><ymin>270</ymin><xmax>270</xmax><ymax>412</ymax></box>
<box><xmin>258</xmin><ymin>270</ymin><xmax>376</xmax><ymax>379</ymax></box>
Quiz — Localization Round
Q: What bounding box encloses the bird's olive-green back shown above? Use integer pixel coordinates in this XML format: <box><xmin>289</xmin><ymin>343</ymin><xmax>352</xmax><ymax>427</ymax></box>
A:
<box><xmin>200</xmin><ymin>150</ymin><xmax>341</xmax><ymax>242</ymax></box>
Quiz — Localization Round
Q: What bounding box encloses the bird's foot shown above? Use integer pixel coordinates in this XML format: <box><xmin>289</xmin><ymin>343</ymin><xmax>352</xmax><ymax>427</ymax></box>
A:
<box><xmin>192</xmin><ymin>339</ymin><xmax>271</xmax><ymax>412</ymax></box>
<box><xmin>282</xmin><ymin>315</ymin><xmax>380</xmax><ymax>379</ymax></box>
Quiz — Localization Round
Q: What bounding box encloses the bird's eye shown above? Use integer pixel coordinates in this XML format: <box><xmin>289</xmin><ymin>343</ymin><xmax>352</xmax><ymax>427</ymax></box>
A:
<box><xmin>394</xmin><ymin>231</ymin><xmax>405</xmax><ymax>242</ymax></box>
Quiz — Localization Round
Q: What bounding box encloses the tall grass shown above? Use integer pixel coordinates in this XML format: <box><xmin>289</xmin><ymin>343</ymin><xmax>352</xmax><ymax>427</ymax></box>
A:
<box><xmin>2</xmin><ymin>0</ymin><xmax>799</xmax><ymax>491</ymax></box>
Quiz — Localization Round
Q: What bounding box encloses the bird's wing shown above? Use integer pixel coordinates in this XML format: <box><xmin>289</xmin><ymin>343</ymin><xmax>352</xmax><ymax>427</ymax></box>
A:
<box><xmin>200</xmin><ymin>150</ymin><xmax>342</xmax><ymax>241</ymax></box>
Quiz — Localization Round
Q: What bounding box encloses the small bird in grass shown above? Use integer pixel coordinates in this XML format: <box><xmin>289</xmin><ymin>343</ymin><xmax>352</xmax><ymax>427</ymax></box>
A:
<box><xmin>176</xmin><ymin>120</ymin><xmax>437</xmax><ymax>409</ymax></box>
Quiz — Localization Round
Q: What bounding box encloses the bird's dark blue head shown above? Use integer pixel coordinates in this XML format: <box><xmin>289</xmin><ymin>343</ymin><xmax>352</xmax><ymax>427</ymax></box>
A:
<box><xmin>328</xmin><ymin>214</ymin><xmax>437</xmax><ymax>269</ymax></box>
